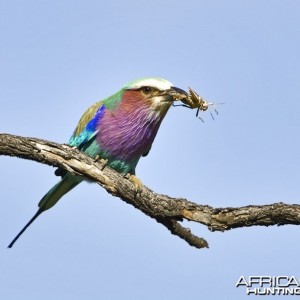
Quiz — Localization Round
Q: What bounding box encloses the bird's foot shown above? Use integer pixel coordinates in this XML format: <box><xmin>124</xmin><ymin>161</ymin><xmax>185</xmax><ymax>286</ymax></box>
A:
<box><xmin>125</xmin><ymin>174</ymin><xmax>143</xmax><ymax>196</ymax></box>
<box><xmin>100</xmin><ymin>159</ymin><xmax>108</xmax><ymax>171</ymax></box>
<box><xmin>94</xmin><ymin>155</ymin><xmax>100</xmax><ymax>162</ymax></box>
<box><xmin>94</xmin><ymin>156</ymin><xmax>108</xmax><ymax>171</ymax></box>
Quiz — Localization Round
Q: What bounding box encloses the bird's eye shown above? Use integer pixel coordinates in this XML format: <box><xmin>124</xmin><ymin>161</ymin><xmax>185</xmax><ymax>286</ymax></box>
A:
<box><xmin>140</xmin><ymin>86</ymin><xmax>152</xmax><ymax>94</ymax></box>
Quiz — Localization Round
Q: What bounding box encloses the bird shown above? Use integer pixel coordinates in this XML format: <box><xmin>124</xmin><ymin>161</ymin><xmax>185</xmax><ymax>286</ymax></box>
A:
<box><xmin>8</xmin><ymin>77</ymin><xmax>188</xmax><ymax>248</ymax></box>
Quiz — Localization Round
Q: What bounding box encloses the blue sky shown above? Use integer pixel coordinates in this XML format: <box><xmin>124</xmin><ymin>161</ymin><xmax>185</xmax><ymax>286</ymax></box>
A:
<box><xmin>0</xmin><ymin>1</ymin><xmax>299</xmax><ymax>299</ymax></box>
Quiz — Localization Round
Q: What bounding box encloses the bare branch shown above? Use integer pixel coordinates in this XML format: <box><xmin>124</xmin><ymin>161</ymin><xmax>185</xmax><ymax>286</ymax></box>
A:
<box><xmin>0</xmin><ymin>133</ymin><xmax>299</xmax><ymax>249</ymax></box>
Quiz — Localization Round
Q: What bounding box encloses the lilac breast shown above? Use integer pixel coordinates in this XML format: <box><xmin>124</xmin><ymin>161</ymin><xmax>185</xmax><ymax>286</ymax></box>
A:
<box><xmin>96</xmin><ymin>105</ymin><xmax>163</xmax><ymax>162</ymax></box>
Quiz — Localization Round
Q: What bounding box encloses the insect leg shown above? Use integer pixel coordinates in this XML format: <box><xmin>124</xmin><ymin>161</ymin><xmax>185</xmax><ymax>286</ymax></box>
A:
<box><xmin>195</xmin><ymin>108</ymin><xmax>205</xmax><ymax>122</ymax></box>
<box><xmin>172</xmin><ymin>103</ymin><xmax>191</xmax><ymax>108</ymax></box>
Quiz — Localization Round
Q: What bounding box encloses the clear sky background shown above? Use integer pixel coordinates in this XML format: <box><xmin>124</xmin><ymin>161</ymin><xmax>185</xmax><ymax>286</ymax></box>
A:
<box><xmin>0</xmin><ymin>1</ymin><xmax>299</xmax><ymax>299</ymax></box>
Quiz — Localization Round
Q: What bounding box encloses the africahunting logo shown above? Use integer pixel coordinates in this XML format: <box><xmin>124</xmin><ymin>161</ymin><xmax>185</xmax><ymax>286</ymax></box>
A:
<box><xmin>236</xmin><ymin>276</ymin><xmax>300</xmax><ymax>296</ymax></box>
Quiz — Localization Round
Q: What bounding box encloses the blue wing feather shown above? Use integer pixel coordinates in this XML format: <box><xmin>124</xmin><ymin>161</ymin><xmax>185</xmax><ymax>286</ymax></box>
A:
<box><xmin>69</xmin><ymin>104</ymin><xmax>105</xmax><ymax>149</ymax></box>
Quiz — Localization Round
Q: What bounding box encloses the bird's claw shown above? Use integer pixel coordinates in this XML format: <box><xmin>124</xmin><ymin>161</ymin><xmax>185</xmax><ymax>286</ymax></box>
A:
<box><xmin>94</xmin><ymin>156</ymin><xmax>108</xmax><ymax>171</ymax></box>
<box><xmin>94</xmin><ymin>155</ymin><xmax>100</xmax><ymax>162</ymax></box>
<box><xmin>100</xmin><ymin>158</ymin><xmax>108</xmax><ymax>171</ymax></box>
<box><xmin>125</xmin><ymin>173</ymin><xmax>143</xmax><ymax>196</ymax></box>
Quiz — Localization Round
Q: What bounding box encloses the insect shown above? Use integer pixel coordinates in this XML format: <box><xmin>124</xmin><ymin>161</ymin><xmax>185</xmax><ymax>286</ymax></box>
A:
<box><xmin>173</xmin><ymin>87</ymin><xmax>222</xmax><ymax>122</ymax></box>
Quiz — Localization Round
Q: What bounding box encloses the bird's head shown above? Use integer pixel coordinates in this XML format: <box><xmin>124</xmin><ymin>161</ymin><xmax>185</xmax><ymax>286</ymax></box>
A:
<box><xmin>122</xmin><ymin>78</ymin><xmax>188</xmax><ymax>116</ymax></box>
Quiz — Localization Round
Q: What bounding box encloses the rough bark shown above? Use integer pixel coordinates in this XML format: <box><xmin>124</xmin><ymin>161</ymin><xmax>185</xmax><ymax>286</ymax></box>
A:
<box><xmin>0</xmin><ymin>133</ymin><xmax>299</xmax><ymax>249</ymax></box>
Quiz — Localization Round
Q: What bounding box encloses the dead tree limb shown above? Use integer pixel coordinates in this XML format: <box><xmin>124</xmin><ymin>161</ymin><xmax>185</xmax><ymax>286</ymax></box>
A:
<box><xmin>0</xmin><ymin>133</ymin><xmax>299</xmax><ymax>249</ymax></box>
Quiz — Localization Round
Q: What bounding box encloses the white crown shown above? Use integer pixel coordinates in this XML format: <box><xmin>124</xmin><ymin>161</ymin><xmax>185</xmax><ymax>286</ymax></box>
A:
<box><xmin>125</xmin><ymin>78</ymin><xmax>173</xmax><ymax>91</ymax></box>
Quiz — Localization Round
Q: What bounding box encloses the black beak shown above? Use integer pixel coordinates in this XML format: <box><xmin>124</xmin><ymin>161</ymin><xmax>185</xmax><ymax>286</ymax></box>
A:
<box><xmin>165</xmin><ymin>86</ymin><xmax>188</xmax><ymax>101</ymax></box>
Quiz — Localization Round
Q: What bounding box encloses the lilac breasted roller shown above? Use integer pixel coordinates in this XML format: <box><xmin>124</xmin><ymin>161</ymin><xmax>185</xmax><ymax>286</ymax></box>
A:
<box><xmin>8</xmin><ymin>78</ymin><xmax>188</xmax><ymax>247</ymax></box>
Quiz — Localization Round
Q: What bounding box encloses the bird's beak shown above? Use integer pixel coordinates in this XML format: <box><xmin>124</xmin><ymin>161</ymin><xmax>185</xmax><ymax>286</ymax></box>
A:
<box><xmin>164</xmin><ymin>86</ymin><xmax>189</xmax><ymax>102</ymax></box>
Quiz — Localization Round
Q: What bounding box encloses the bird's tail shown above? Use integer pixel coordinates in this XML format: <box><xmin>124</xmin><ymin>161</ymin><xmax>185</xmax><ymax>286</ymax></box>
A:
<box><xmin>8</xmin><ymin>174</ymin><xmax>82</xmax><ymax>248</ymax></box>
<box><xmin>38</xmin><ymin>173</ymin><xmax>82</xmax><ymax>211</ymax></box>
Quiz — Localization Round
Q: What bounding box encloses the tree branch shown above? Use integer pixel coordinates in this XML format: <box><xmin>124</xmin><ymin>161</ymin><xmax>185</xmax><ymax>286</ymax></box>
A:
<box><xmin>0</xmin><ymin>133</ymin><xmax>299</xmax><ymax>249</ymax></box>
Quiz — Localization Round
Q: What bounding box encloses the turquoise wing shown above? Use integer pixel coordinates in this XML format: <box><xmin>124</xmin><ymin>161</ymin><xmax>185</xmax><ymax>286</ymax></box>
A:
<box><xmin>55</xmin><ymin>101</ymin><xmax>106</xmax><ymax>178</ymax></box>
